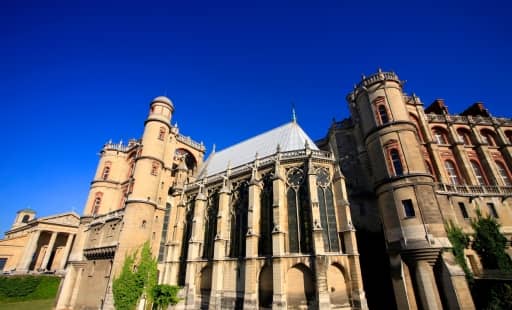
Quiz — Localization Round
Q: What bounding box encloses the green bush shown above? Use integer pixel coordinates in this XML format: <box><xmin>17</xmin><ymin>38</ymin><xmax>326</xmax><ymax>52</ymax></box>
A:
<box><xmin>0</xmin><ymin>275</ymin><xmax>60</xmax><ymax>302</ymax></box>
<box><xmin>445</xmin><ymin>221</ymin><xmax>473</xmax><ymax>281</ymax></box>
<box><xmin>152</xmin><ymin>284</ymin><xmax>180</xmax><ymax>310</ymax></box>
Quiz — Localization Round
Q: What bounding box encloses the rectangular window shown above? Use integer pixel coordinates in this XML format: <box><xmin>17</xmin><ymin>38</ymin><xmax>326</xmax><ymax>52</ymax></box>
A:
<box><xmin>458</xmin><ymin>202</ymin><xmax>469</xmax><ymax>219</ymax></box>
<box><xmin>0</xmin><ymin>258</ymin><xmax>7</xmax><ymax>271</ymax></box>
<box><xmin>402</xmin><ymin>199</ymin><xmax>415</xmax><ymax>217</ymax></box>
<box><xmin>487</xmin><ymin>203</ymin><xmax>498</xmax><ymax>218</ymax></box>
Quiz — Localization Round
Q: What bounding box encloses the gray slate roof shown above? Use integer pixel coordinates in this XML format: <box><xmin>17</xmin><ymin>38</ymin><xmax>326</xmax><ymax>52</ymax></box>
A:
<box><xmin>198</xmin><ymin>121</ymin><xmax>318</xmax><ymax>178</ymax></box>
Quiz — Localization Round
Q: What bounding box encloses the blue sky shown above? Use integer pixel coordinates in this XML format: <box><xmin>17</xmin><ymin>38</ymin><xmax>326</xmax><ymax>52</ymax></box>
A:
<box><xmin>0</xmin><ymin>0</ymin><xmax>511</xmax><ymax>235</ymax></box>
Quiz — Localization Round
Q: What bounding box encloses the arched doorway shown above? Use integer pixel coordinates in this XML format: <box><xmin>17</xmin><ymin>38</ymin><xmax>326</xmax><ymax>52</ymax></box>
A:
<box><xmin>287</xmin><ymin>264</ymin><xmax>315</xmax><ymax>309</ymax></box>
<box><xmin>258</xmin><ymin>263</ymin><xmax>273</xmax><ymax>309</ymax></box>
<box><xmin>327</xmin><ymin>264</ymin><xmax>349</xmax><ymax>307</ymax></box>
<box><xmin>197</xmin><ymin>265</ymin><xmax>212</xmax><ymax>309</ymax></box>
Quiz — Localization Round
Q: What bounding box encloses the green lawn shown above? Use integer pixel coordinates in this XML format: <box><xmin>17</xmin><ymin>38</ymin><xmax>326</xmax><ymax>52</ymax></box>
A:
<box><xmin>0</xmin><ymin>298</ymin><xmax>54</xmax><ymax>310</ymax></box>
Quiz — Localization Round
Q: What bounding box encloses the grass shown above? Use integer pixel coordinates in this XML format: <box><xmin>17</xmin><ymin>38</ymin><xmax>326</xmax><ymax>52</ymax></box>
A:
<box><xmin>0</xmin><ymin>298</ymin><xmax>54</xmax><ymax>310</ymax></box>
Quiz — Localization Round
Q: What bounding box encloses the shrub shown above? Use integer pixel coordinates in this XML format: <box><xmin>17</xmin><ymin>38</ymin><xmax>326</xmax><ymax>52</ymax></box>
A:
<box><xmin>152</xmin><ymin>284</ymin><xmax>180</xmax><ymax>310</ymax></box>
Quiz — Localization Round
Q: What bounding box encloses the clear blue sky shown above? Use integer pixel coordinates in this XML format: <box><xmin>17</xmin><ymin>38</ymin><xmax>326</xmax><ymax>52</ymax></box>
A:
<box><xmin>1</xmin><ymin>0</ymin><xmax>510</xmax><ymax>236</ymax></box>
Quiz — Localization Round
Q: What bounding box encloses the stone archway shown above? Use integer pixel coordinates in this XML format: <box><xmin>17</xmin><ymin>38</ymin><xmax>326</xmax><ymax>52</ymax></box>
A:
<box><xmin>327</xmin><ymin>264</ymin><xmax>349</xmax><ymax>307</ymax></box>
<box><xmin>197</xmin><ymin>265</ymin><xmax>212</xmax><ymax>310</ymax></box>
<box><xmin>258</xmin><ymin>263</ymin><xmax>273</xmax><ymax>309</ymax></box>
<box><xmin>287</xmin><ymin>264</ymin><xmax>315</xmax><ymax>309</ymax></box>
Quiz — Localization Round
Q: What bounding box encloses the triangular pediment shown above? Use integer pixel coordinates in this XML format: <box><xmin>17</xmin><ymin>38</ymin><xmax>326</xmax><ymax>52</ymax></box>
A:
<box><xmin>38</xmin><ymin>212</ymin><xmax>80</xmax><ymax>227</ymax></box>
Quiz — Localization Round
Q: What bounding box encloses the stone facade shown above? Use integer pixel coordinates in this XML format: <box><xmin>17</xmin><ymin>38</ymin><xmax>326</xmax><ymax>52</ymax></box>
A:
<box><xmin>0</xmin><ymin>209</ymin><xmax>79</xmax><ymax>275</ymax></box>
<box><xmin>319</xmin><ymin>70</ymin><xmax>512</xmax><ymax>309</ymax></box>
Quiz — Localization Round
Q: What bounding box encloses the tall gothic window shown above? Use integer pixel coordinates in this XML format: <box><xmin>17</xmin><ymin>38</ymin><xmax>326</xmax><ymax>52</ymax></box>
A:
<box><xmin>470</xmin><ymin>160</ymin><xmax>487</xmax><ymax>185</ymax></box>
<box><xmin>229</xmin><ymin>181</ymin><xmax>249</xmax><ymax>258</ymax></box>
<box><xmin>178</xmin><ymin>197</ymin><xmax>195</xmax><ymax>285</ymax></box>
<box><xmin>316</xmin><ymin>168</ymin><xmax>340</xmax><ymax>252</ymax></box>
<box><xmin>203</xmin><ymin>191</ymin><xmax>219</xmax><ymax>259</ymax></box>
<box><xmin>286</xmin><ymin>167</ymin><xmax>312</xmax><ymax>254</ymax></box>
<box><xmin>445</xmin><ymin>160</ymin><xmax>461</xmax><ymax>185</ymax></box>
<box><xmin>92</xmin><ymin>193</ymin><xmax>102</xmax><ymax>216</ymax></box>
<box><xmin>158</xmin><ymin>203</ymin><xmax>172</xmax><ymax>262</ymax></box>
<box><xmin>390</xmin><ymin>149</ymin><xmax>404</xmax><ymax>176</ymax></box>
<box><xmin>496</xmin><ymin>161</ymin><xmax>512</xmax><ymax>186</ymax></box>
<box><xmin>259</xmin><ymin>174</ymin><xmax>274</xmax><ymax>256</ymax></box>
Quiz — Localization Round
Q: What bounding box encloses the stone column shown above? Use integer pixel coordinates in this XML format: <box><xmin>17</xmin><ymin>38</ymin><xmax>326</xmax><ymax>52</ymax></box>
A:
<box><xmin>58</xmin><ymin>233</ymin><xmax>75</xmax><ymax>271</ymax></box>
<box><xmin>17</xmin><ymin>229</ymin><xmax>41</xmax><ymax>272</ymax></box>
<box><xmin>271</xmin><ymin>160</ymin><xmax>287</xmax><ymax>309</ymax></box>
<box><xmin>185</xmin><ymin>189</ymin><xmax>207</xmax><ymax>309</ymax></box>
<box><xmin>244</xmin><ymin>171</ymin><xmax>262</xmax><ymax>309</ymax></box>
<box><xmin>164</xmin><ymin>195</ymin><xmax>185</xmax><ymax>284</ymax></box>
<box><xmin>414</xmin><ymin>260</ymin><xmax>443</xmax><ymax>310</ymax></box>
<box><xmin>389</xmin><ymin>255</ymin><xmax>418</xmax><ymax>310</ymax></box>
<box><xmin>210</xmin><ymin>182</ymin><xmax>231</xmax><ymax>309</ymax></box>
<box><xmin>40</xmin><ymin>231</ymin><xmax>58</xmax><ymax>271</ymax></box>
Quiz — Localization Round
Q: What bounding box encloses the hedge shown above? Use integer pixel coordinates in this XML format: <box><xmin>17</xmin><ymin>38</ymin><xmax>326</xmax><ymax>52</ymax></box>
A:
<box><xmin>0</xmin><ymin>275</ymin><xmax>61</xmax><ymax>302</ymax></box>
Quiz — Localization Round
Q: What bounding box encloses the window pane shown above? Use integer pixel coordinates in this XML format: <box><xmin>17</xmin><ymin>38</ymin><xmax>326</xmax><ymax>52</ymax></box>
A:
<box><xmin>402</xmin><ymin>199</ymin><xmax>415</xmax><ymax>217</ymax></box>
<box><xmin>496</xmin><ymin>162</ymin><xmax>512</xmax><ymax>186</ymax></box>
<box><xmin>471</xmin><ymin>161</ymin><xmax>486</xmax><ymax>185</ymax></box>
<box><xmin>378</xmin><ymin>105</ymin><xmax>389</xmax><ymax>124</ymax></box>
<box><xmin>390</xmin><ymin>149</ymin><xmax>403</xmax><ymax>176</ymax></box>
<box><xmin>458</xmin><ymin>202</ymin><xmax>469</xmax><ymax>219</ymax></box>
<box><xmin>445</xmin><ymin>161</ymin><xmax>460</xmax><ymax>185</ymax></box>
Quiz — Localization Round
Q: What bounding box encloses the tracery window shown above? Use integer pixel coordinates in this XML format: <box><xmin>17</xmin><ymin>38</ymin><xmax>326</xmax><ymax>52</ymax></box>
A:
<box><xmin>445</xmin><ymin>160</ymin><xmax>461</xmax><ymax>185</ymax></box>
<box><xmin>229</xmin><ymin>181</ymin><xmax>249</xmax><ymax>258</ymax></box>
<box><xmin>495</xmin><ymin>161</ymin><xmax>512</xmax><ymax>186</ymax></box>
<box><xmin>286</xmin><ymin>167</ymin><xmax>312</xmax><ymax>254</ymax></box>
<box><xmin>259</xmin><ymin>174</ymin><xmax>273</xmax><ymax>256</ymax></box>
<box><xmin>470</xmin><ymin>160</ymin><xmax>487</xmax><ymax>185</ymax></box>
<box><xmin>316</xmin><ymin>168</ymin><xmax>340</xmax><ymax>252</ymax></box>
<box><xmin>203</xmin><ymin>190</ymin><xmax>219</xmax><ymax>259</ymax></box>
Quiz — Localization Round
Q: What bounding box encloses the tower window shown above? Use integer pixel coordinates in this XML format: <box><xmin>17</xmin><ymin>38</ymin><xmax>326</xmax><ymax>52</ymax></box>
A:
<box><xmin>158</xmin><ymin>127</ymin><xmax>166</xmax><ymax>141</ymax></box>
<box><xmin>445</xmin><ymin>160</ymin><xmax>461</xmax><ymax>185</ymax></box>
<box><xmin>389</xmin><ymin>149</ymin><xmax>404</xmax><ymax>176</ymax></box>
<box><xmin>151</xmin><ymin>162</ymin><xmax>159</xmax><ymax>176</ymax></box>
<box><xmin>92</xmin><ymin>196</ymin><xmax>102</xmax><ymax>216</ymax></box>
<box><xmin>402</xmin><ymin>199</ymin><xmax>415</xmax><ymax>217</ymax></box>
<box><xmin>377</xmin><ymin>104</ymin><xmax>389</xmax><ymax>125</ymax></box>
<box><xmin>21</xmin><ymin>215</ymin><xmax>30</xmax><ymax>223</ymax></box>
<box><xmin>487</xmin><ymin>203</ymin><xmax>498</xmax><ymax>218</ymax></box>
<box><xmin>141</xmin><ymin>220</ymin><xmax>147</xmax><ymax>229</ymax></box>
<box><xmin>102</xmin><ymin>163</ymin><xmax>111</xmax><ymax>180</ymax></box>
<box><xmin>470</xmin><ymin>160</ymin><xmax>487</xmax><ymax>186</ymax></box>
<box><xmin>495</xmin><ymin>161</ymin><xmax>512</xmax><ymax>186</ymax></box>
<box><xmin>458</xmin><ymin>202</ymin><xmax>469</xmax><ymax>219</ymax></box>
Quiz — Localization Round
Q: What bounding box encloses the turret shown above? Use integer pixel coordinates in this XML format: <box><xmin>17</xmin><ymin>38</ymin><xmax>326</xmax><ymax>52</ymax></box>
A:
<box><xmin>11</xmin><ymin>208</ymin><xmax>36</xmax><ymax>229</ymax></box>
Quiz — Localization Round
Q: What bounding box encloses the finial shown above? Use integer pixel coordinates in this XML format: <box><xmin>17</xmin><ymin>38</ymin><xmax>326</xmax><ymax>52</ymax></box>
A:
<box><xmin>276</xmin><ymin>144</ymin><xmax>281</xmax><ymax>153</ymax></box>
<box><xmin>291</xmin><ymin>102</ymin><xmax>297</xmax><ymax>123</ymax></box>
<box><xmin>174</xmin><ymin>121</ymin><xmax>178</xmax><ymax>128</ymax></box>
<box><xmin>378</xmin><ymin>67</ymin><xmax>382</xmax><ymax>73</ymax></box>
<box><xmin>212</xmin><ymin>144</ymin><xmax>216</xmax><ymax>153</ymax></box>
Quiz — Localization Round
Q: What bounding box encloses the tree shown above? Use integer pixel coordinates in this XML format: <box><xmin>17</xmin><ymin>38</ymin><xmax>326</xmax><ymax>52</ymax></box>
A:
<box><xmin>113</xmin><ymin>253</ymin><xmax>140</xmax><ymax>310</ymax></box>
<box><xmin>135</xmin><ymin>242</ymin><xmax>158</xmax><ymax>309</ymax></box>
<box><xmin>113</xmin><ymin>242</ymin><xmax>159</xmax><ymax>310</ymax></box>
<box><xmin>152</xmin><ymin>284</ymin><xmax>181</xmax><ymax>310</ymax></box>
<box><xmin>471</xmin><ymin>210</ymin><xmax>512</xmax><ymax>271</ymax></box>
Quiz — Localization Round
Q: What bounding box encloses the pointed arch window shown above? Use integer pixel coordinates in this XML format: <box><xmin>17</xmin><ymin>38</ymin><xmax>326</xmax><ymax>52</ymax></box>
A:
<box><xmin>229</xmin><ymin>181</ymin><xmax>249</xmax><ymax>258</ymax></box>
<box><xmin>470</xmin><ymin>160</ymin><xmax>487</xmax><ymax>185</ymax></box>
<box><xmin>445</xmin><ymin>160</ymin><xmax>461</xmax><ymax>185</ymax></box>
<box><xmin>259</xmin><ymin>174</ymin><xmax>274</xmax><ymax>256</ymax></box>
<box><xmin>316</xmin><ymin>168</ymin><xmax>340</xmax><ymax>252</ymax></box>
<box><xmin>495</xmin><ymin>161</ymin><xmax>512</xmax><ymax>186</ymax></box>
<box><xmin>389</xmin><ymin>149</ymin><xmax>404</xmax><ymax>176</ymax></box>
<box><xmin>178</xmin><ymin>197</ymin><xmax>195</xmax><ymax>285</ymax></box>
<box><xmin>286</xmin><ymin>168</ymin><xmax>312</xmax><ymax>254</ymax></box>
<box><xmin>203</xmin><ymin>191</ymin><xmax>219</xmax><ymax>259</ymax></box>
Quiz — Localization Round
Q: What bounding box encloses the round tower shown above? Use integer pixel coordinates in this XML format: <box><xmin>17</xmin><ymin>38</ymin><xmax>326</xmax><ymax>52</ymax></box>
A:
<box><xmin>347</xmin><ymin>70</ymin><xmax>449</xmax><ymax>310</ymax></box>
